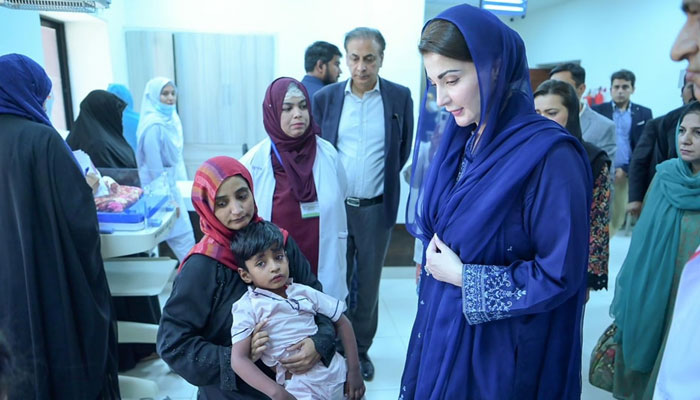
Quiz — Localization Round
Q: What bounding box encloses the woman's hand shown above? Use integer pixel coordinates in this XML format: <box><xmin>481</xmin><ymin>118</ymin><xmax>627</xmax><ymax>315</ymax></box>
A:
<box><xmin>425</xmin><ymin>234</ymin><xmax>463</xmax><ymax>287</ymax></box>
<box><xmin>345</xmin><ymin>365</ymin><xmax>366</xmax><ymax>400</ymax></box>
<box><xmin>249</xmin><ymin>318</ymin><xmax>270</xmax><ymax>363</ymax></box>
<box><xmin>279</xmin><ymin>337</ymin><xmax>320</xmax><ymax>374</ymax></box>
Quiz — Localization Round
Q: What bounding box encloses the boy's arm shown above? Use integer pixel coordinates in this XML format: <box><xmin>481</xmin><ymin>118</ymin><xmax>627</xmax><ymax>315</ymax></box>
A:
<box><xmin>335</xmin><ymin>315</ymin><xmax>365</xmax><ymax>400</ymax></box>
<box><xmin>230</xmin><ymin>337</ymin><xmax>293</xmax><ymax>400</ymax></box>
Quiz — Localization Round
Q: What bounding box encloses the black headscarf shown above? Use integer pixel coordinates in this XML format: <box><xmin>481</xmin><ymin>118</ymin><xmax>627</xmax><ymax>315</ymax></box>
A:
<box><xmin>535</xmin><ymin>79</ymin><xmax>610</xmax><ymax>178</ymax></box>
<box><xmin>67</xmin><ymin>90</ymin><xmax>137</xmax><ymax>168</ymax></box>
<box><xmin>0</xmin><ymin>54</ymin><xmax>119</xmax><ymax>399</ymax></box>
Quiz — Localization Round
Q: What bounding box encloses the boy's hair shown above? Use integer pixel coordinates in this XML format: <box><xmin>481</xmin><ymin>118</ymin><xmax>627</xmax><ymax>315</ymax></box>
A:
<box><xmin>230</xmin><ymin>221</ymin><xmax>285</xmax><ymax>270</ymax></box>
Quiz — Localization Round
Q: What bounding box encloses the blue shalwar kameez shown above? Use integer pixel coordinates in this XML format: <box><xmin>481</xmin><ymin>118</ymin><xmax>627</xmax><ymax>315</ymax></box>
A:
<box><xmin>401</xmin><ymin>5</ymin><xmax>593</xmax><ymax>399</ymax></box>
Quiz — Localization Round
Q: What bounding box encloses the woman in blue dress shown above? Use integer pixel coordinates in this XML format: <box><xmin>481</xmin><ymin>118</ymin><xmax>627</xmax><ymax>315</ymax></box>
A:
<box><xmin>401</xmin><ymin>5</ymin><xmax>592</xmax><ymax>399</ymax></box>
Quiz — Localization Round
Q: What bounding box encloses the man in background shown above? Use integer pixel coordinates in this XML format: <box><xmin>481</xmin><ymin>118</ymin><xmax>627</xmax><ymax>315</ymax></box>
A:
<box><xmin>301</xmin><ymin>41</ymin><xmax>342</xmax><ymax>99</ymax></box>
<box><xmin>312</xmin><ymin>27</ymin><xmax>413</xmax><ymax>382</ymax></box>
<box><xmin>550</xmin><ymin>63</ymin><xmax>617</xmax><ymax>162</ymax></box>
<box><xmin>592</xmin><ymin>69</ymin><xmax>653</xmax><ymax>235</ymax></box>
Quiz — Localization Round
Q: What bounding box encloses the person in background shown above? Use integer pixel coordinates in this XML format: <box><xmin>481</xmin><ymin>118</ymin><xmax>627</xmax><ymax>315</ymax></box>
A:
<box><xmin>534</xmin><ymin>79</ymin><xmax>612</xmax><ymax>293</ymax></box>
<box><xmin>157</xmin><ymin>156</ymin><xmax>336</xmax><ymax>400</ymax></box>
<box><xmin>400</xmin><ymin>5</ymin><xmax>591</xmax><ymax>398</ymax></box>
<box><xmin>610</xmin><ymin>100</ymin><xmax>700</xmax><ymax>399</ymax></box>
<box><xmin>0</xmin><ymin>53</ymin><xmax>119</xmax><ymax>399</ymax></box>
<box><xmin>67</xmin><ymin>90</ymin><xmax>134</xmax><ymax>168</ymax></box>
<box><xmin>66</xmin><ymin>89</ymin><xmax>163</xmax><ymax>371</ymax></box>
<box><xmin>312</xmin><ymin>27</ymin><xmax>414</xmax><ymax>381</ymax></box>
<box><xmin>241</xmin><ymin>77</ymin><xmax>348</xmax><ymax>301</ymax></box>
<box><xmin>107</xmin><ymin>83</ymin><xmax>139</xmax><ymax>152</ymax></box>
<box><xmin>301</xmin><ymin>41</ymin><xmax>342</xmax><ymax>99</ymax></box>
<box><xmin>627</xmin><ymin>76</ymin><xmax>696</xmax><ymax>218</ymax></box>
<box><xmin>550</xmin><ymin>63</ymin><xmax>617</xmax><ymax>163</ymax></box>
<box><xmin>136</xmin><ymin>77</ymin><xmax>195</xmax><ymax>262</ymax></box>
<box><xmin>592</xmin><ymin>69</ymin><xmax>653</xmax><ymax>235</ymax></box>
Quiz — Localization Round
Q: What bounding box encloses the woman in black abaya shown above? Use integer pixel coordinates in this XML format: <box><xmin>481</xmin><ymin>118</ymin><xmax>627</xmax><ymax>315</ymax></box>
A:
<box><xmin>67</xmin><ymin>89</ymin><xmax>162</xmax><ymax>371</ymax></box>
<box><xmin>0</xmin><ymin>53</ymin><xmax>119</xmax><ymax>399</ymax></box>
<box><xmin>67</xmin><ymin>89</ymin><xmax>136</xmax><ymax>169</ymax></box>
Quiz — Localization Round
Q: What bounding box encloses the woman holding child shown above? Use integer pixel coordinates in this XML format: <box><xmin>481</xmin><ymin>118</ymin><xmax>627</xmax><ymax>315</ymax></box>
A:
<box><xmin>157</xmin><ymin>156</ymin><xmax>338</xmax><ymax>399</ymax></box>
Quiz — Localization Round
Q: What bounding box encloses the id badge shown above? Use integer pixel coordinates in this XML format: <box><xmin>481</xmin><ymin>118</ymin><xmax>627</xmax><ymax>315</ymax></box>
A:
<box><xmin>300</xmin><ymin>201</ymin><xmax>320</xmax><ymax>219</ymax></box>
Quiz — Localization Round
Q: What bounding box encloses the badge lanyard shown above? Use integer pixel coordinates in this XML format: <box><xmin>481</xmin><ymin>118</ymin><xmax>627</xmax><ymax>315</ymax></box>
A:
<box><xmin>270</xmin><ymin>140</ymin><xmax>319</xmax><ymax>219</ymax></box>
<box><xmin>270</xmin><ymin>141</ymin><xmax>284</xmax><ymax>167</ymax></box>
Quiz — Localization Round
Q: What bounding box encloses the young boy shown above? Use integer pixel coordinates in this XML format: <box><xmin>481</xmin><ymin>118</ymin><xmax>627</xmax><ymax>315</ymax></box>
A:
<box><xmin>229</xmin><ymin>221</ymin><xmax>365</xmax><ymax>400</ymax></box>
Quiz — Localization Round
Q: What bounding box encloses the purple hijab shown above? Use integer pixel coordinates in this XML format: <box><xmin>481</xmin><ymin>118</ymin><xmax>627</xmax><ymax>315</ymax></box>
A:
<box><xmin>0</xmin><ymin>54</ymin><xmax>52</xmax><ymax>126</ymax></box>
<box><xmin>406</xmin><ymin>5</ymin><xmax>591</xmax><ymax>256</ymax></box>
<box><xmin>262</xmin><ymin>77</ymin><xmax>318</xmax><ymax>202</ymax></box>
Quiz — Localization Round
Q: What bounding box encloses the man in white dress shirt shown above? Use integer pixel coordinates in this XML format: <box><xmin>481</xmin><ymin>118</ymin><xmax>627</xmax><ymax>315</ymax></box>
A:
<box><xmin>312</xmin><ymin>27</ymin><xmax>413</xmax><ymax>381</ymax></box>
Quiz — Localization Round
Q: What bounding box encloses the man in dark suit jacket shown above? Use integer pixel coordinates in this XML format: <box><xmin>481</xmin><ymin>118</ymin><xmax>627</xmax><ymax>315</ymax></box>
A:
<box><xmin>312</xmin><ymin>27</ymin><xmax>413</xmax><ymax>382</ymax></box>
<box><xmin>592</xmin><ymin>69</ymin><xmax>653</xmax><ymax>234</ymax></box>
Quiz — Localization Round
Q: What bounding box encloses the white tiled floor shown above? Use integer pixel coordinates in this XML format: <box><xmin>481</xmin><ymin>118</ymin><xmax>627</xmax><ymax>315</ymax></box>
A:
<box><xmin>124</xmin><ymin>235</ymin><xmax>632</xmax><ymax>400</ymax></box>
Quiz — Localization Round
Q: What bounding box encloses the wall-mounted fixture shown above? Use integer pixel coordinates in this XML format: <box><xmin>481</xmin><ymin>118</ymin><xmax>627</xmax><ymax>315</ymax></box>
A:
<box><xmin>0</xmin><ymin>0</ymin><xmax>110</xmax><ymax>13</ymax></box>
<box><xmin>480</xmin><ymin>0</ymin><xmax>527</xmax><ymax>17</ymax></box>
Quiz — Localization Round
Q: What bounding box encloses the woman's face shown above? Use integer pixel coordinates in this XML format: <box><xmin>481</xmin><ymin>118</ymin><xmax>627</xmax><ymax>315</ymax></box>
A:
<box><xmin>422</xmin><ymin>52</ymin><xmax>481</xmax><ymax>127</ymax></box>
<box><xmin>678</xmin><ymin>111</ymin><xmax>700</xmax><ymax>171</ymax></box>
<box><xmin>160</xmin><ymin>84</ymin><xmax>177</xmax><ymax>105</ymax></box>
<box><xmin>534</xmin><ymin>94</ymin><xmax>569</xmax><ymax>128</ymax></box>
<box><xmin>280</xmin><ymin>96</ymin><xmax>309</xmax><ymax>138</ymax></box>
<box><xmin>214</xmin><ymin>175</ymin><xmax>255</xmax><ymax>230</ymax></box>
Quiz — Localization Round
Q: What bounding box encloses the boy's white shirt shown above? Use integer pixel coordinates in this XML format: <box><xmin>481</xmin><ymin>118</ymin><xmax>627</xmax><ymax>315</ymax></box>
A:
<box><xmin>230</xmin><ymin>281</ymin><xmax>347</xmax><ymax>386</ymax></box>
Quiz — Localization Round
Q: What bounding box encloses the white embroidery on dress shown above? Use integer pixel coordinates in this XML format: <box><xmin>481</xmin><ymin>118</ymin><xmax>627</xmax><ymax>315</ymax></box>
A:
<box><xmin>462</xmin><ymin>263</ymin><xmax>527</xmax><ymax>325</ymax></box>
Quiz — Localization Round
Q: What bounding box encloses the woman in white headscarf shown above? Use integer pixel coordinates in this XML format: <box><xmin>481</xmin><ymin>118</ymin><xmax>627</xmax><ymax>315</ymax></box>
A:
<box><xmin>136</xmin><ymin>77</ymin><xmax>195</xmax><ymax>262</ymax></box>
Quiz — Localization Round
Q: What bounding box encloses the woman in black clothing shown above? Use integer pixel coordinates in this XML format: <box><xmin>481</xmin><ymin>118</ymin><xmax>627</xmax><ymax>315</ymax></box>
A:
<box><xmin>68</xmin><ymin>89</ymin><xmax>162</xmax><ymax>371</ymax></box>
<box><xmin>67</xmin><ymin>90</ymin><xmax>135</xmax><ymax>169</ymax></box>
<box><xmin>0</xmin><ymin>53</ymin><xmax>119</xmax><ymax>399</ymax></box>
<box><xmin>157</xmin><ymin>156</ymin><xmax>336</xmax><ymax>399</ymax></box>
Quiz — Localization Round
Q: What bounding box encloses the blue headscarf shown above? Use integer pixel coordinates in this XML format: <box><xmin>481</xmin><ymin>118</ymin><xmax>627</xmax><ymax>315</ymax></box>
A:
<box><xmin>107</xmin><ymin>83</ymin><xmax>139</xmax><ymax>152</ymax></box>
<box><xmin>0</xmin><ymin>54</ymin><xmax>52</xmax><ymax>126</ymax></box>
<box><xmin>406</xmin><ymin>5</ymin><xmax>591</xmax><ymax>260</ymax></box>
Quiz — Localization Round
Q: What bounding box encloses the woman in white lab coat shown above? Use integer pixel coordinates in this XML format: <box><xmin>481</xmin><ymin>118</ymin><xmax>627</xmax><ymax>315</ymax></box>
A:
<box><xmin>241</xmin><ymin>77</ymin><xmax>348</xmax><ymax>301</ymax></box>
<box><xmin>136</xmin><ymin>77</ymin><xmax>195</xmax><ymax>262</ymax></box>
